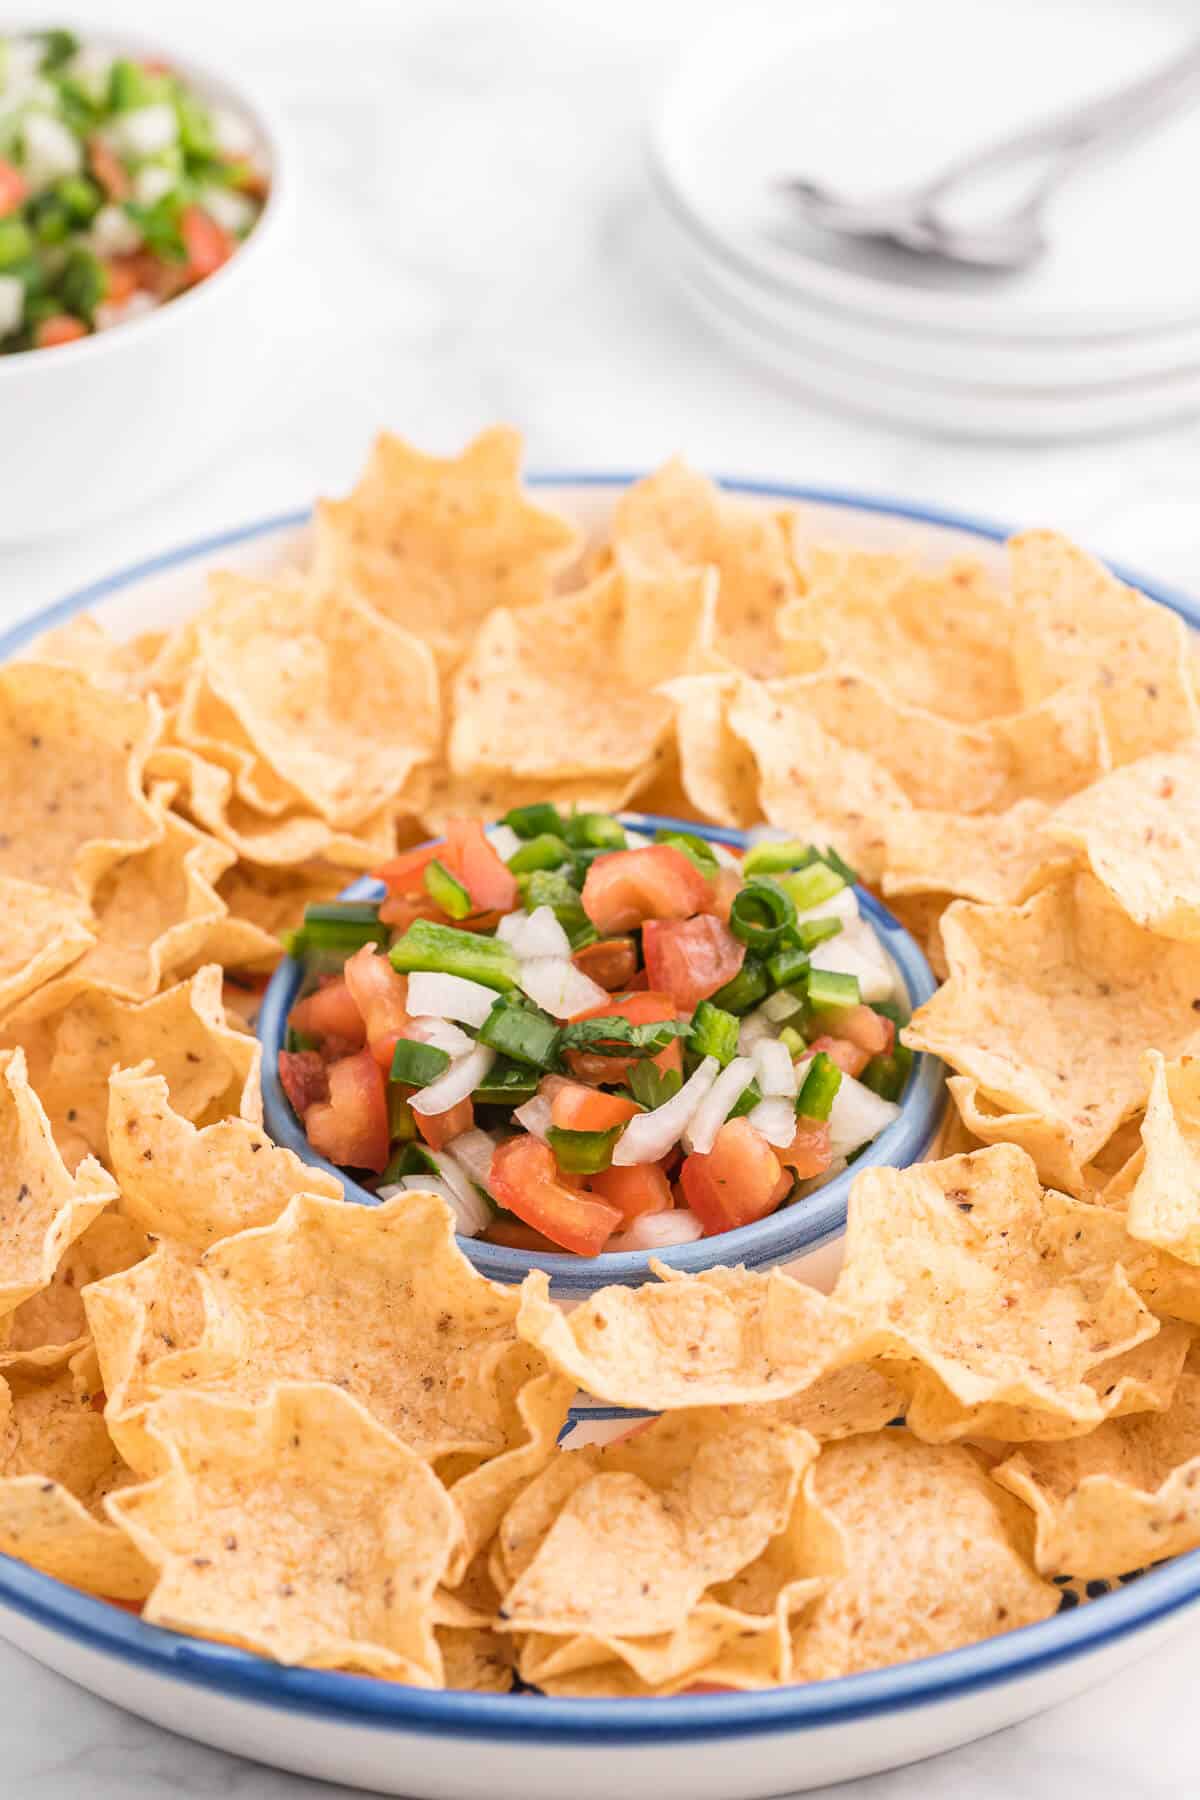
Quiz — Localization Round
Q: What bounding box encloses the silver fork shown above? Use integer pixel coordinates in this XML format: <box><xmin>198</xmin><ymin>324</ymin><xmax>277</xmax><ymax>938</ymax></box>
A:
<box><xmin>779</xmin><ymin>34</ymin><xmax>1200</xmax><ymax>269</ymax></box>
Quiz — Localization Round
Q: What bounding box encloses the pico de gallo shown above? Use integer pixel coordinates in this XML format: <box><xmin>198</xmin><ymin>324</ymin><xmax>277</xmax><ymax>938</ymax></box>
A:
<box><xmin>278</xmin><ymin>811</ymin><xmax>912</xmax><ymax>1257</ymax></box>
<box><xmin>0</xmin><ymin>29</ymin><xmax>268</xmax><ymax>353</ymax></box>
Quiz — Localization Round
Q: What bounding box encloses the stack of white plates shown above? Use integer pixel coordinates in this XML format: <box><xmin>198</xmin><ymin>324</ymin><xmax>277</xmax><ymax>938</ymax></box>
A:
<box><xmin>650</xmin><ymin>0</ymin><xmax>1200</xmax><ymax>441</ymax></box>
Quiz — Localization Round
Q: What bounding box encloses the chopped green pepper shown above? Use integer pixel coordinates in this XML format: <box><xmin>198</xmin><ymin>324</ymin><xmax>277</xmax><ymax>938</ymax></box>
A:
<box><xmin>423</xmin><ymin>858</ymin><xmax>473</xmax><ymax>920</ymax></box>
<box><xmin>546</xmin><ymin>1123</ymin><xmax>624</xmax><ymax>1174</ymax></box>
<box><xmin>502</xmin><ymin>802</ymin><xmax>566</xmax><ymax>840</ymax></box>
<box><xmin>797</xmin><ymin>1052</ymin><xmax>842</xmax><ymax>1122</ymax></box>
<box><xmin>778</xmin><ymin>860</ymin><xmax>845</xmax><ymax>912</ymax></box>
<box><xmin>477</xmin><ymin>995</ymin><xmax>561</xmax><ymax>1070</ymax></box>
<box><xmin>389</xmin><ymin>1040</ymin><xmax>452</xmax><ymax>1087</ymax></box>
<box><xmin>687</xmin><ymin>999</ymin><xmax>740</xmax><ymax>1067</ymax></box>
<box><xmin>806</xmin><ymin>968</ymin><xmax>861</xmax><ymax>1012</ymax></box>
<box><xmin>506</xmin><ymin>833</ymin><xmax>569</xmax><ymax>874</ymax></box>
<box><xmin>710</xmin><ymin>956</ymin><xmax>770</xmax><ymax>1016</ymax></box>
<box><xmin>389</xmin><ymin>919</ymin><xmax>520</xmax><ymax>991</ymax></box>
<box><xmin>563</xmin><ymin>811</ymin><xmax>626</xmax><ymax>851</ymax></box>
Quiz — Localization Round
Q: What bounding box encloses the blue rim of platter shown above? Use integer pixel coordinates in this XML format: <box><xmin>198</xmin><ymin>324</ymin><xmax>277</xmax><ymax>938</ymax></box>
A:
<box><xmin>0</xmin><ymin>476</ymin><xmax>1197</xmax><ymax>1742</ymax></box>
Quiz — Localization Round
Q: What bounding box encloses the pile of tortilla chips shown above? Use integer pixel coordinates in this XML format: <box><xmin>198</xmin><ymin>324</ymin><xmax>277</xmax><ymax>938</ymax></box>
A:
<box><xmin>1</xmin><ymin>424</ymin><xmax>1200</xmax><ymax>1696</ymax></box>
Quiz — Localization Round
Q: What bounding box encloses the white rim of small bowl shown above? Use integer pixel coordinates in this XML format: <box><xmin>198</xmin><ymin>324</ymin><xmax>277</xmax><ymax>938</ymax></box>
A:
<box><xmin>0</xmin><ymin>23</ymin><xmax>293</xmax><ymax>371</ymax></box>
<box><xmin>258</xmin><ymin>847</ymin><xmax>944</xmax><ymax>1297</ymax></box>
<box><xmin>0</xmin><ymin>478</ymin><xmax>1197</xmax><ymax>1746</ymax></box>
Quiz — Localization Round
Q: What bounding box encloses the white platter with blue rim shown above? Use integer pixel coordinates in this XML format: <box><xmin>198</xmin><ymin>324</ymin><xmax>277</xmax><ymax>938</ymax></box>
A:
<box><xmin>0</xmin><ymin>476</ymin><xmax>1197</xmax><ymax>1797</ymax></box>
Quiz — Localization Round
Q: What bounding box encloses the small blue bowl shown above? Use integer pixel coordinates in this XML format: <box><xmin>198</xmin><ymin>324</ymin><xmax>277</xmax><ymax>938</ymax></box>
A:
<box><xmin>259</xmin><ymin>814</ymin><xmax>945</xmax><ymax>1296</ymax></box>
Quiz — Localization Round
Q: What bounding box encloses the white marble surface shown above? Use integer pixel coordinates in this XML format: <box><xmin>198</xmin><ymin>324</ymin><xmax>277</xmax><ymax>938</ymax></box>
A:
<box><xmin>4</xmin><ymin>0</ymin><xmax>1200</xmax><ymax>1793</ymax></box>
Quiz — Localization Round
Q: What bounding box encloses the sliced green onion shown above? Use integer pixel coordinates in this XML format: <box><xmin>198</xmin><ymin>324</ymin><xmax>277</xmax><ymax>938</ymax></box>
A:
<box><xmin>471</xmin><ymin>1055</ymin><xmax>541</xmax><ymax>1105</ymax></box>
<box><xmin>563</xmin><ymin>812</ymin><xmax>626</xmax><ymax>851</ymax></box>
<box><xmin>389</xmin><ymin>919</ymin><xmax>520</xmax><ymax>992</ymax></box>
<box><xmin>726</xmin><ymin>1079</ymin><xmax>763</xmax><ymax>1120</ymax></box>
<box><xmin>779</xmin><ymin>861</ymin><xmax>845</xmax><ymax>912</ymax></box>
<box><xmin>390</xmin><ymin>1040</ymin><xmax>452</xmax><ymax>1087</ymax></box>
<box><xmin>56</xmin><ymin>175</ymin><xmax>102</xmax><ymax>225</ymax></box>
<box><xmin>765</xmin><ymin>943</ymin><xmax>810</xmax><ymax>991</ymax></box>
<box><xmin>58</xmin><ymin>246</ymin><xmax>106</xmax><ymax>321</ymax></box>
<box><xmin>388</xmin><ymin>1087</ymin><xmax>418</xmax><ymax>1141</ymax></box>
<box><xmin>654</xmin><ymin>830</ymin><xmax>718</xmax><ymax>877</ymax></box>
<box><xmin>501</xmin><ymin>802</ymin><xmax>567</xmax><ymax>840</ymax></box>
<box><xmin>506</xmin><ymin>833</ymin><xmax>569</xmax><ymax>874</ymax></box>
<box><xmin>380</xmin><ymin>1141</ymin><xmax>439</xmax><ymax>1185</ymax></box>
<box><xmin>792</xmin><ymin>917</ymin><xmax>843</xmax><ymax>952</ymax></box>
<box><xmin>778</xmin><ymin>1025</ymin><xmax>807</xmax><ymax>1060</ymax></box>
<box><xmin>710</xmin><ymin>956</ymin><xmax>770</xmax><ymax>1016</ymax></box>
<box><xmin>627</xmin><ymin>1060</ymin><xmax>683</xmax><ymax>1109</ymax></box>
<box><xmin>861</xmin><ymin>1046</ymin><xmax>914</xmax><ymax>1103</ymax></box>
<box><xmin>546</xmin><ymin>1123</ymin><xmax>624</xmax><ymax>1174</ymax></box>
<box><xmin>821</xmin><ymin>846</ymin><xmax>860</xmax><ymax>888</ymax></box>
<box><xmin>797</xmin><ymin>1052</ymin><xmax>842</xmax><ymax>1122</ymax></box>
<box><xmin>742</xmin><ymin>839</ymin><xmax>820</xmax><ymax>877</ymax></box>
<box><xmin>108</xmin><ymin>56</ymin><xmax>158</xmax><ymax>111</ymax></box>
<box><xmin>806</xmin><ymin>968</ymin><xmax>861</xmax><ymax>1012</ymax></box>
<box><xmin>0</xmin><ymin>219</ymin><xmax>33</xmax><ymax>269</ymax></box>
<box><xmin>729</xmin><ymin>880</ymin><xmax>797</xmax><ymax>952</ymax></box>
<box><xmin>558</xmin><ymin>1015</ymin><xmax>689</xmax><ymax>1060</ymax></box>
<box><xmin>687</xmin><ymin>999</ymin><xmax>740</xmax><ymax>1067</ymax></box>
<box><xmin>477</xmin><ymin>995</ymin><xmax>562</xmax><ymax>1070</ymax></box>
<box><xmin>423</xmin><ymin>857</ymin><xmax>473</xmax><ymax>920</ymax></box>
<box><xmin>38</xmin><ymin>27</ymin><xmax>79</xmax><ymax>70</ymax></box>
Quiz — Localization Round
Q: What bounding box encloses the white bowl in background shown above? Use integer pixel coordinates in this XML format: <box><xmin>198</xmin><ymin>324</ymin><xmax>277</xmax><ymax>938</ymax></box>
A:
<box><xmin>0</xmin><ymin>30</ymin><xmax>293</xmax><ymax>543</ymax></box>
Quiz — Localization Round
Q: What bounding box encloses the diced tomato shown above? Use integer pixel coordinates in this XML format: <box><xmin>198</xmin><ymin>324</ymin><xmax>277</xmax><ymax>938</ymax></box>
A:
<box><xmin>807</xmin><ymin>1034</ymin><xmax>869</xmax><ymax>1078</ymax></box>
<box><xmin>123</xmin><ymin>249</ymin><xmax>188</xmax><ymax>300</ymax></box>
<box><xmin>304</xmin><ymin>1049</ymin><xmax>389</xmax><ymax>1172</ymax></box>
<box><xmin>289</xmin><ymin>977</ymin><xmax>366</xmax><ymax>1049</ymax></box>
<box><xmin>180</xmin><ymin>204</ymin><xmax>235</xmax><ymax>283</ymax></box>
<box><xmin>102</xmin><ymin>258</ymin><xmax>140</xmax><ymax>304</ymax></box>
<box><xmin>549</xmin><ymin>1081</ymin><xmax>640</xmax><ymax>1133</ymax></box>
<box><xmin>490</xmin><ymin>1136</ymin><xmax>621</xmax><ymax>1256</ymax></box>
<box><xmin>88</xmin><ymin>134</ymin><xmax>130</xmax><ymax>201</ymax></box>
<box><xmin>709</xmin><ymin>866</ymin><xmax>742</xmax><ymax>924</ymax></box>
<box><xmin>278</xmin><ymin>1049</ymin><xmax>330</xmax><ymax>1118</ymax></box>
<box><xmin>563</xmin><ymin>990</ymin><xmax>682</xmax><ymax>1086</ymax></box>
<box><xmin>415</xmin><ymin>1097</ymin><xmax>475</xmax><ymax>1151</ymax></box>
<box><xmin>829</xmin><ymin>1004</ymin><xmax>895</xmax><ymax>1058</ymax></box>
<box><xmin>642</xmin><ymin>914</ymin><xmax>744</xmax><ymax>1013</ymax></box>
<box><xmin>34</xmin><ymin>314</ymin><xmax>88</xmax><ymax>349</ymax></box>
<box><xmin>140</xmin><ymin>56</ymin><xmax>171</xmax><ymax>73</ymax></box>
<box><xmin>571</xmin><ymin>935</ymin><xmax>638</xmax><ymax>991</ymax></box>
<box><xmin>581</xmin><ymin>845</ymin><xmax>713</xmax><ymax>934</ymax></box>
<box><xmin>375</xmin><ymin>842</ymin><xmax>441</xmax><ymax>891</ymax></box>
<box><xmin>343</xmin><ymin>944</ymin><xmax>412</xmax><ymax>1070</ymax></box>
<box><xmin>442</xmin><ymin>819</ymin><xmax>519</xmax><ymax>913</ymax></box>
<box><xmin>588</xmin><ymin>1161</ymin><xmax>673</xmax><ymax>1223</ymax></box>
<box><xmin>0</xmin><ymin>159</ymin><xmax>26</xmax><ymax>218</ymax></box>
<box><xmin>679</xmin><ymin>1116</ymin><xmax>790</xmax><ymax>1236</ymax></box>
<box><xmin>482</xmin><ymin>1217</ymin><xmax>563</xmax><ymax>1254</ymax></box>
<box><xmin>776</xmin><ymin>1117</ymin><xmax>833</xmax><ymax>1178</ymax></box>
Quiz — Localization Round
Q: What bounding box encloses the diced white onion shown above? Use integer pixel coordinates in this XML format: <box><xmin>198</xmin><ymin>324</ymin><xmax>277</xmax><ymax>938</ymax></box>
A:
<box><xmin>388</xmin><ymin>1173</ymin><xmax>490</xmax><ymax>1238</ymax></box>
<box><xmin>513</xmin><ymin>1095</ymin><xmax>553</xmax><ymax>1141</ymax></box>
<box><xmin>827</xmin><ymin>1075</ymin><xmax>901</xmax><ymax>1160</ymax></box>
<box><xmin>94</xmin><ymin>290</ymin><xmax>157</xmax><ymax>334</ymax></box>
<box><xmin>2</xmin><ymin>37</ymin><xmax>45</xmax><ymax>93</ymax></box>
<box><xmin>423</xmin><ymin>1151</ymin><xmax>492</xmax><ymax>1234</ymax></box>
<box><xmin>107</xmin><ymin>102</ymin><xmax>178</xmax><ymax>158</ymax></box>
<box><xmin>612</xmin><ymin>1057</ymin><xmax>719</xmax><ymax>1166</ymax></box>
<box><xmin>518</xmin><ymin>955</ymin><xmax>607</xmax><ymax>1020</ymax></box>
<box><xmin>21</xmin><ymin>111</ymin><xmax>82</xmax><ymax>187</ymax></box>
<box><xmin>198</xmin><ymin>183</ymin><xmax>255</xmax><ymax>235</ymax></box>
<box><xmin>89</xmin><ymin>202</ymin><xmax>142</xmax><ymax>256</ymax></box>
<box><xmin>514</xmin><ymin>905</ymin><xmax>571</xmax><ymax>961</ymax></box>
<box><xmin>406</xmin><ymin>1017</ymin><xmax>475</xmax><ymax>1059</ymax></box>
<box><xmin>65</xmin><ymin>46</ymin><xmax>114</xmax><ymax>104</ymax></box>
<box><xmin>736</xmin><ymin>1006</ymin><xmax>777</xmax><ymax>1056</ymax></box>
<box><xmin>683</xmin><ymin>1055</ymin><xmax>756</xmax><ymax>1156</ymax></box>
<box><xmin>753</xmin><ymin>1037</ymin><xmax>797</xmax><ymax>1098</ymax></box>
<box><xmin>795</xmin><ymin>886</ymin><xmax>860</xmax><ymax>931</ymax></box>
<box><xmin>606</xmin><ymin>1209</ymin><xmax>705</xmax><ymax>1253</ymax></box>
<box><xmin>406</xmin><ymin>971</ymin><xmax>497</xmax><ymax>1029</ymax></box>
<box><xmin>0</xmin><ymin>275</ymin><xmax>22</xmax><ymax>337</ymax></box>
<box><xmin>211</xmin><ymin>102</ymin><xmax>256</xmax><ymax>160</ymax></box>
<box><xmin>747</xmin><ymin>1095</ymin><xmax>799</xmax><ymax>1148</ymax></box>
<box><xmin>410</xmin><ymin>1042</ymin><xmax>495</xmax><ymax>1116</ymax></box>
<box><xmin>810</xmin><ymin>932</ymin><xmax>894</xmax><ymax>1005</ymax></box>
<box><xmin>133</xmin><ymin>162</ymin><xmax>175</xmax><ymax>206</ymax></box>
<box><xmin>485</xmin><ymin>823</ymin><xmax>523</xmax><ymax>863</ymax></box>
<box><xmin>762</xmin><ymin>988</ymin><xmax>804</xmax><ymax>1024</ymax></box>
<box><xmin>443</xmin><ymin>1128</ymin><xmax>497</xmax><ymax>1193</ymax></box>
<box><xmin>496</xmin><ymin>910</ymin><xmax>528</xmax><ymax>947</ymax></box>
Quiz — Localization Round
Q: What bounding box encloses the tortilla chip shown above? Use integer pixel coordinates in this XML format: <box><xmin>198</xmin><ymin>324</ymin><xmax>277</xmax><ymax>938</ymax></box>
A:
<box><xmin>213</xmin><ymin>860</ymin><xmax>352</xmax><ymax>941</ymax></box>
<box><xmin>789</xmin><ymin>1431</ymin><xmax>1057</xmax><ymax>1678</ymax></box>
<box><xmin>109</xmin><ymin>1384</ymin><xmax>461</xmax><ymax>1679</ymax></box>
<box><xmin>0</xmin><ymin>663</ymin><xmax>162</xmax><ymax>897</ymax></box>
<box><xmin>778</xmin><ymin>548</ymin><xmax>1020</xmax><ymax>722</ymax></box>
<box><xmin>884</xmin><ymin>890</ymin><xmax>950</xmax><ymax>982</ymax></box>
<box><xmin>1045</xmin><ymin>746</ymin><xmax>1200</xmax><ymax>941</ymax></box>
<box><xmin>0</xmin><ymin>1049</ymin><xmax>118</xmax><ymax>1321</ymax></box>
<box><xmin>1124</xmin><ymin>1052</ymin><xmax>1200</xmax><ymax>1265</ymax></box>
<box><xmin>172</xmin><ymin>673</ymin><xmax>305</xmax><ymax>816</ymax></box>
<box><xmin>83</xmin><ymin>1243</ymin><xmax>204</xmax><ymax>1475</ymax></box>
<box><xmin>191</xmin><ymin>572</ymin><xmax>439</xmax><ymax>829</ymax></box>
<box><xmin>4</xmin><ymin>1211</ymin><xmax>148</xmax><ymax>1354</ymax></box>
<box><xmin>312</xmin><ymin>427</ymin><xmax>580</xmax><ymax>667</ymax></box>
<box><xmin>657</xmin><ymin>672</ymin><xmax>762</xmax><ymax>829</ymax></box>
<box><xmin>833</xmin><ymin>1148</ymin><xmax>1160</xmax><ymax>1440</ymax></box>
<box><xmin>883</xmin><ymin>801</ymin><xmax>1072</xmax><ymax>906</ymax></box>
<box><xmin>903</xmin><ymin>874</ymin><xmax>1200</xmax><ymax>1193</ymax></box>
<box><xmin>22</xmin><ymin>614</ymin><xmax>167</xmax><ymax>697</ymax></box>
<box><xmin>107</xmin><ymin>1064</ymin><xmax>341</xmax><ymax>1250</ymax></box>
<box><xmin>517</xmin><ymin>1263</ymin><xmax>855</xmax><ymax>1410</ymax></box>
<box><xmin>611</xmin><ymin>459</ymin><xmax>798</xmax><ymax>677</ymax></box>
<box><xmin>438</xmin><ymin>1625</ymin><xmax>514</xmax><ymax>1693</ymax></box>
<box><xmin>149</xmin><ymin>1192</ymin><xmax>532</xmax><ymax>1465</ymax></box>
<box><xmin>993</xmin><ymin>1371</ymin><xmax>1200</xmax><ymax>1578</ymax></box>
<box><xmin>0</xmin><ymin>965</ymin><xmax>261</xmax><ymax>1170</ymax></box>
<box><xmin>0</xmin><ymin>878</ymin><xmax>95</xmax><ymax>1016</ymax></box>
<box><xmin>0</xmin><ymin>1353</ymin><xmax>152</xmax><ymax>1599</ymax></box>
<box><xmin>446</xmin><ymin>1360</ymin><xmax>573</xmax><ymax>1579</ymax></box>
<box><xmin>450</xmin><ymin>564</ymin><xmax>714</xmax><ymax>783</ymax></box>
<box><xmin>1009</xmin><ymin>530</ymin><xmax>1199</xmax><ymax>765</ymax></box>
<box><xmin>754</xmin><ymin>1366</ymin><xmax>905</xmax><ymax>1441</ymax></box>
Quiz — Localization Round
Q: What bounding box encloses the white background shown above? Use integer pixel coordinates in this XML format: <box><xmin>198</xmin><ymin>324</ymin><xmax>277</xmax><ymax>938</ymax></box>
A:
<box><xmin>2</xmin><ymin>1</ymin><xmax>1199</xmax><ymax>1794</ymax></box>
